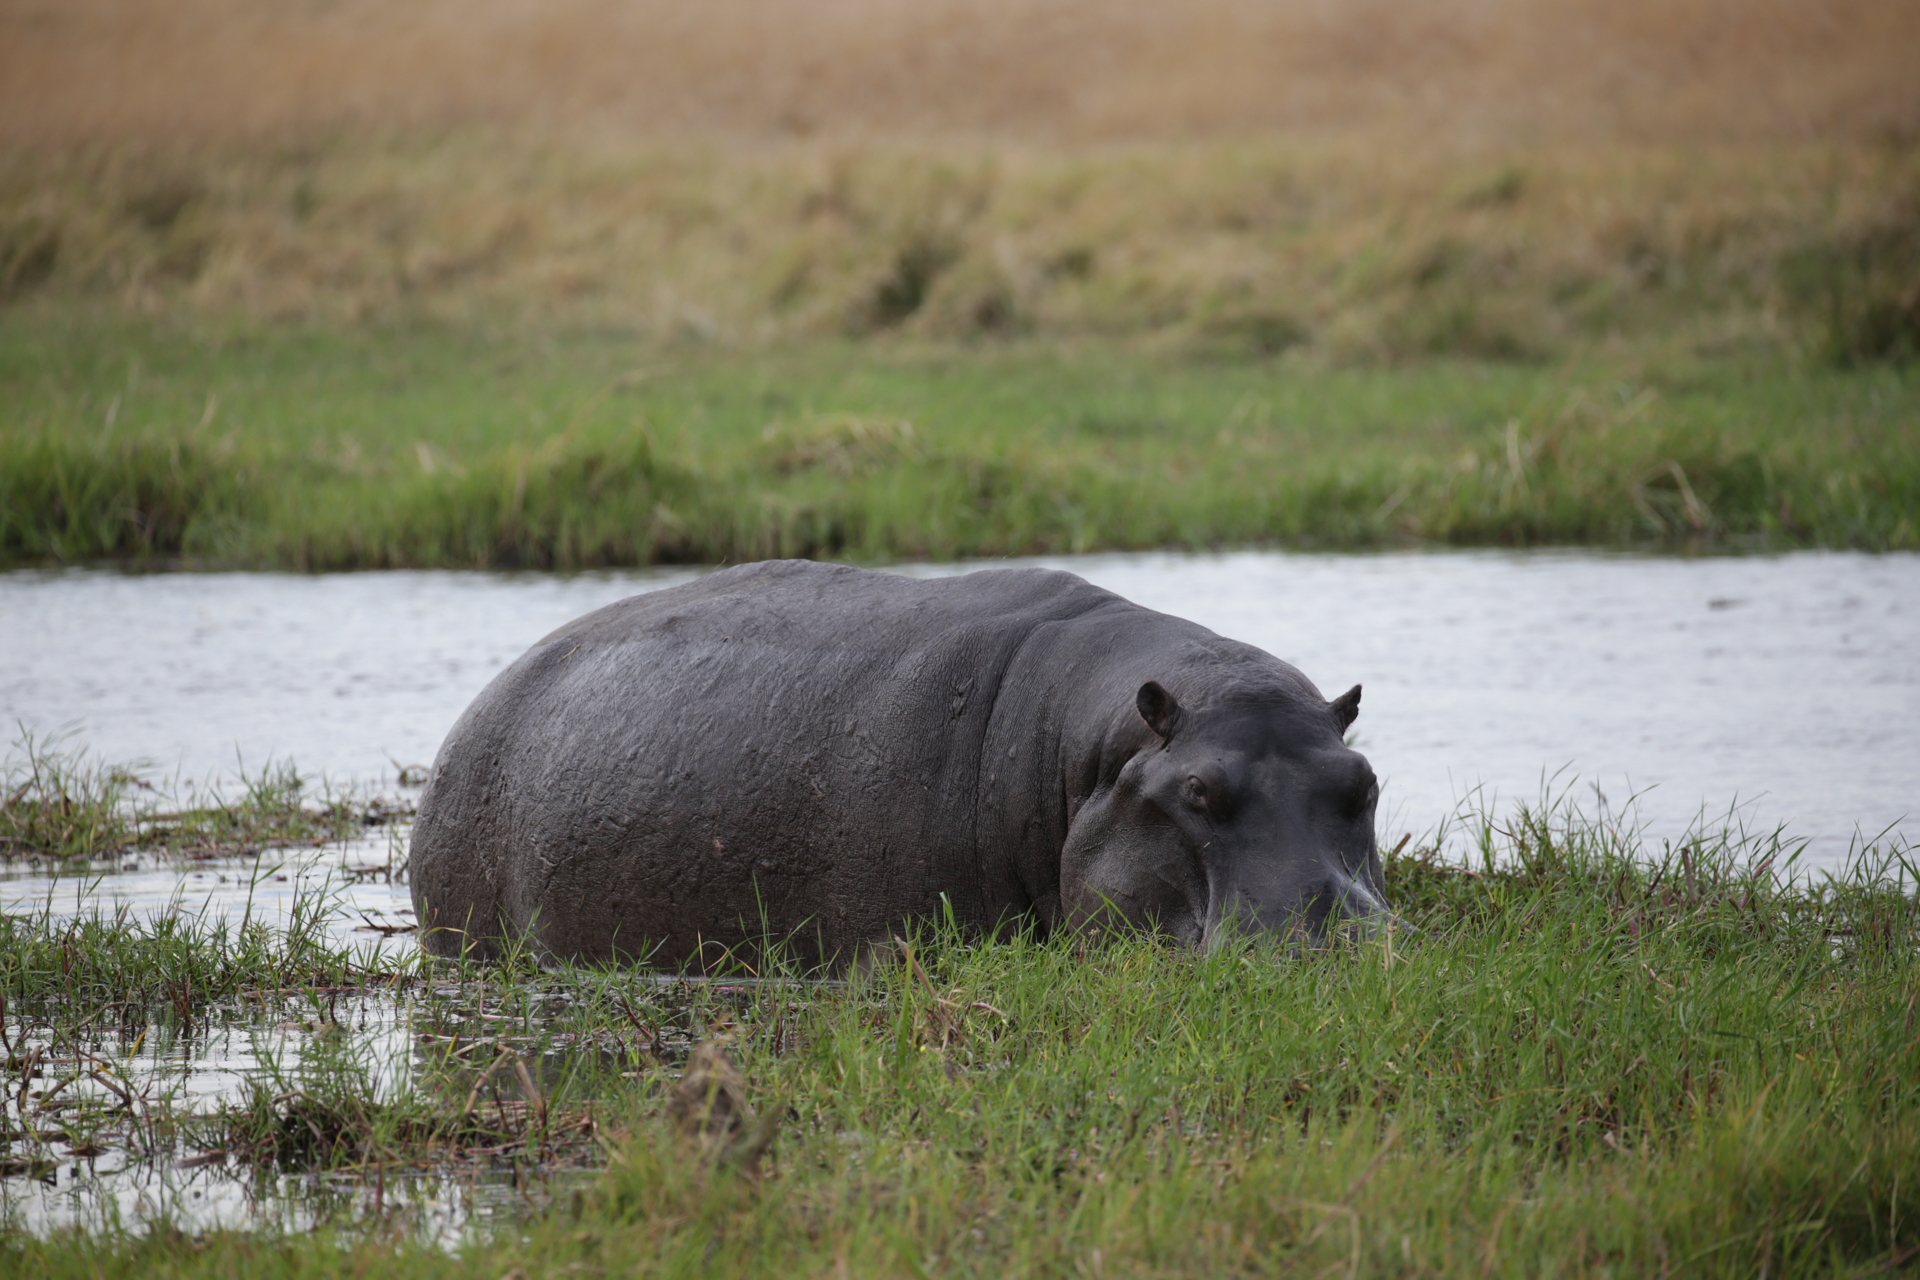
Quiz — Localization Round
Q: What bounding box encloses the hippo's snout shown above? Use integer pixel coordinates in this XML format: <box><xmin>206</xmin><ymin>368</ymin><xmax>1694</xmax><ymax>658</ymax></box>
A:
<box><xmin>1203</xmin><ymin>864</ymin><xmax>1396</xmax><ymax>950</ymax></box>
<box><xmin>1319</xmin><ymin>869</ymin><xmax>1394</xmax><ymax>940</ymax></box>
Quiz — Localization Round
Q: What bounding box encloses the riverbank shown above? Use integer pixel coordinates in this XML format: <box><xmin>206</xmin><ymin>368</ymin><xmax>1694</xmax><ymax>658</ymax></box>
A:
<box><xmin>3</xmin><ymin>792</ymin><xmax>1915</xmax><ymax>1274</ymax></box>
<box><xmin>7</xmin><ymin>123</ymin><xmax>1918</xmax><ymax>568</ymax></box>
<box><xmin>4</xmin><ymin>315</ymin><xmax>1916</xmax><ymax>568</ymax></box>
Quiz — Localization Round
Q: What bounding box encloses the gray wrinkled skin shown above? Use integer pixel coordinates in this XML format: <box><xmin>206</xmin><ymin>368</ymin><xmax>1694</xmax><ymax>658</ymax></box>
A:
<box><xmin>409</xmin><ymin>560</ymin><xmax>1390</xmax><ymax>970</ymax></box>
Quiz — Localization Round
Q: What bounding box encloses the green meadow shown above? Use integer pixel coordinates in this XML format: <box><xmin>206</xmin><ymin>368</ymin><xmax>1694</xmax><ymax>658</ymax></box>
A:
<box><xmin>4</xmin><ymin>311</ymin><xmax>1916</xmax><ymax>569</ymax></box>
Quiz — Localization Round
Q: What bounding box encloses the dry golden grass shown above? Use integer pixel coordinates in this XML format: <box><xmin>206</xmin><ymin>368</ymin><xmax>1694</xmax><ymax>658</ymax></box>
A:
<box><xmin>5</xmin><ymin>0</ymin><xmax>1919</xmax><ymax>147</ymax></box>
<box><xmin>6</xmin><ymin>133</ymin><xmax>1916</xmax><ymax>363</ymax></box>
<box><xmin>3</xmin><ymin>1</ymin><xmax>1917</xmax><ymax>360</ymax></box>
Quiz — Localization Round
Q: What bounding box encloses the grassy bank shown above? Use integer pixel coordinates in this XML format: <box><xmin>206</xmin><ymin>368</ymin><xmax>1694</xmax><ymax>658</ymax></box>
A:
<box><xmin>2</xmin><ymin>793</ymin><xmax>1916</xmax><ymax>1275</ymax></box>
<box><xmin>5</xmin><ymin>128</ymin><xmax>1918</xmax><ymax>567</ymax></box>
<box><xmin>4</xmin><ymin>314</ymin><xmax>1917</xmax><ymax>568</ymax></box>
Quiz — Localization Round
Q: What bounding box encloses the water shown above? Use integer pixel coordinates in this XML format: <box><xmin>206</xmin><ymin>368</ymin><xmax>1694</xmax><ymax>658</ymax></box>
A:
<box><xmin>985</xmin><ymin>549</ymin><xmax>1920</xmax><ymax>860</ymax></box>
<box><xmin>6</xmin><ymin>837</ymin><xmax>418</xmax><ymax>955</ymax></box>
<box><xmin>0</xmin><ymin>565</ymin><xmax>705</xmax><ymax>788</ymax></box>
<box><xmin>0</xmin><ymin>838</ymin><xmax>656</xmax><ymax>1243</ymax></box>
<box><xmin>4</xmin><ymin>550</ymin><xmax>1915</xmax><ymax>864</ymax></box>
<box><xmin>2</xmin><ymin>548</ymin><xmax>1916</xmax><ymax>1237</ymax></box>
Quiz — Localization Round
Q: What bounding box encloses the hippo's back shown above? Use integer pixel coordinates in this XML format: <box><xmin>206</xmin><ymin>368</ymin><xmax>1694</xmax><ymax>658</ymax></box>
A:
<box><xmin>408</xmin><ymin>560</ymin><xmax>1128</xmax><ymax>967</ymax></box>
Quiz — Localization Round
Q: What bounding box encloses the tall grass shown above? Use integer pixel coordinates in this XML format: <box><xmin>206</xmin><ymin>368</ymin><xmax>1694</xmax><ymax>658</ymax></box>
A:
<box><xmin>4</xmin><ymin>136</ymin><xmax>1917</xmax><ymax>362</ymax></box>
<box><xmin>7</xmin><ymin>1</ymin><xmax>1914</xmax><ymax>365</ymax></box>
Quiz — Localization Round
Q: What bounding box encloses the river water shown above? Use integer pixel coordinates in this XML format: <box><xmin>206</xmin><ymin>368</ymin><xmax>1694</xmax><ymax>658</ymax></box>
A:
<box><xmin>2</xmin><ymin>548</ymin><xmax>1915</xmax><ymax>1239</ymax></box>
<box><xmin>3</xmin><ymin>549</ymin><xmax>1915</xmax><ymax>870</ymax></box>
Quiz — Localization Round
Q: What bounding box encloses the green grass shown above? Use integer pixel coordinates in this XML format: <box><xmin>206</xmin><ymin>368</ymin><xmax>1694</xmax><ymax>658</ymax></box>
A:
<box><xmin>1</xmin><ymin>732</ymin><xmax>408</xmax><ymax>861</ymax></box>
<box><xmin>3</xmin><ymin>311</ymin><xmax>1917</xmax><ymax>568</ymax></box>
<box><xmin>3</xmin><ymin>784</ymin><xmax>1916</xmax><ymax>1276</ymax></box>
<box><xmin>0</xmin><ymin>875</ymin><xmax>404</xmax><ymax>1057</ymax></box>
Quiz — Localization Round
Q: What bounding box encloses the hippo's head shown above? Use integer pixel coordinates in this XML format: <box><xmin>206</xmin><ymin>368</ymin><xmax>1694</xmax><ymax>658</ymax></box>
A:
<box><xmin>1059</xmin><ymin>675</ymin><xmax>1390</xmax><ymax>948</ymax></box>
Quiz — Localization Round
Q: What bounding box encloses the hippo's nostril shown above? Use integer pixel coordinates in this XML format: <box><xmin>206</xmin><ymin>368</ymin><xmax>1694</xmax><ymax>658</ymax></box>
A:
<box><xmin>1304</xmin><ymin>871</ymin><xmax>1392</xmax><ymax>941</ymax></box>
<box><xmin>1337</xmin><ymin>874</ymin><xmax>1390</xmax><ymax>918</ymax></box>
<box><xmin>1337</xmin><ymin>913</ymin><xmax>1380</xmax><ymax>941</ymax></box>
<box><xmin>1199</xmin><ymin>863</ymin><xmax>1400</xmax><ymax>954</ymax></box>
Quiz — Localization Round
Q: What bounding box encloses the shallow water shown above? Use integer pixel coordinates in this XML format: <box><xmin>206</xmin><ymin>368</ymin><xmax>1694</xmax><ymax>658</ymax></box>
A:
<box><xmin>2</xmin><ymin>836</ymin><xmax>431</xmax><ymax>1239</ymax></box>
<box><xmin>0</xmin><ymin>837</ymin><xmax>652</xmax><ymax>1243</ymax></box>
<box><xmin>4</xmin><ymin>990</ymin><xmax>602</xmax><ymax>1245</ymax></box>
<box><xmin>4</xmin><ymin>549</ymin><xmax>1915</xmax><ymax>866</ymax></box>
<box><xmin>2</xmin><ymin>835</ymin><xmax>418</xmax><ymax>954</ymax></box>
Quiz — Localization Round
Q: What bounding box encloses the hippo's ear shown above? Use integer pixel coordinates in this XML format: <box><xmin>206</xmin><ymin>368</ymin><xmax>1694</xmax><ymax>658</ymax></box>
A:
<box><xmin>1330</xmin><ymin>684</ymin><xmax>1362</xmax><ymax>732</ymax></box>
<box><xmin>1136</xmin><ymin>681</ymin><xmax>1182</xmax><ymax>742</ymax></box>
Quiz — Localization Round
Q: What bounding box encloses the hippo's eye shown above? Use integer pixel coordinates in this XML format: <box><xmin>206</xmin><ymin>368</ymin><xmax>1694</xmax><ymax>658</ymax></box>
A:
<box><xmin>1182</xmin><ymin>776</ymin><xmax>1209</xmax><ymax>810</ymax></box>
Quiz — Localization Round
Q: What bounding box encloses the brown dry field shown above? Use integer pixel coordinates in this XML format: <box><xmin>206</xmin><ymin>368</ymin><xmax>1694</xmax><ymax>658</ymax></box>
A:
<box><xmin>4</xmin><ymin>1</ymin><xmax>1918</xmax><ymax>359</ymax></box>
<box><xmin>6</xmin><ymin>0</ymin><xmax>1920</xmax><ymax>147</ymax></box>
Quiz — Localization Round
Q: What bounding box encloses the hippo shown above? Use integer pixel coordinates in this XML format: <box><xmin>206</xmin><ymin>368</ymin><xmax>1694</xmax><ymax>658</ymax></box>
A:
<box><xmin>409</xmin><ymin>560</ymin><xmax>1390</xmax><ymax>970</ymax></box>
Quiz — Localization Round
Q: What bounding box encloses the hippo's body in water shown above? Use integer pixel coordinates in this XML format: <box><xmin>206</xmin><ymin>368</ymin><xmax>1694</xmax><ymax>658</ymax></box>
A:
<box><xmin>409</xmin><ymin>560</ymin><xmax>1389</xmax><ymax>969</ymax></box>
